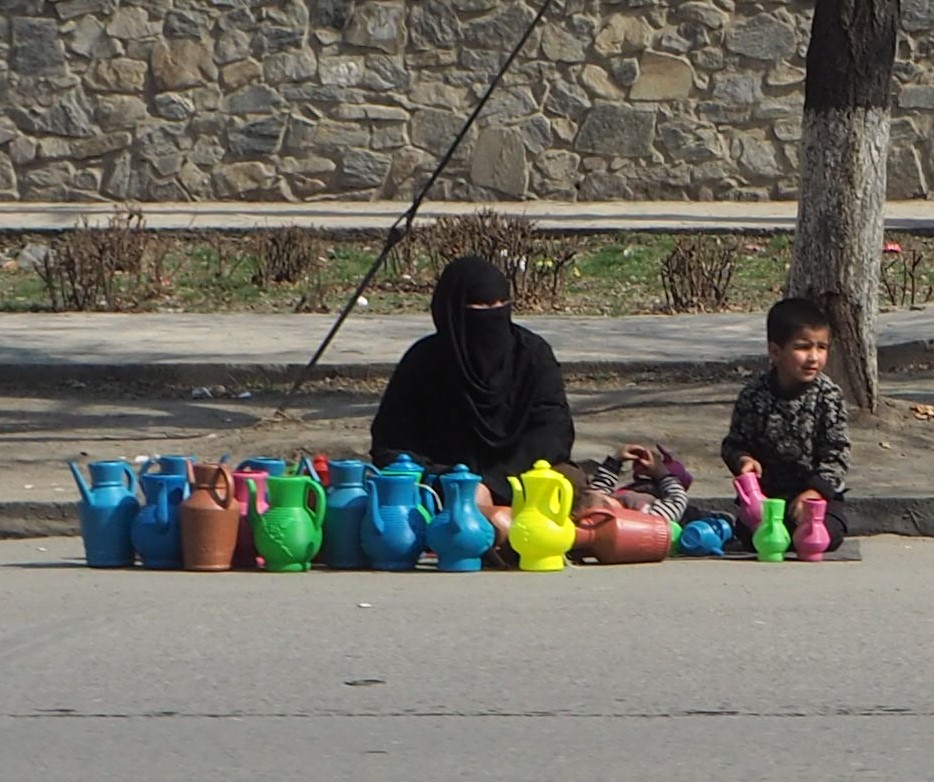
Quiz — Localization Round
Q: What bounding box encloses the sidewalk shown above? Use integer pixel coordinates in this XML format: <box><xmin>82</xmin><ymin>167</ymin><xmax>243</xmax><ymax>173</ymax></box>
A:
<box><xmin>2</xmin><ymin>199</ymin><xmax>934</xmax><ymax>233</ymax></box>
<box><xmin>1</xmin><ymin>309</ymin><xmax>932</xmax><ymax>381</ymax></box>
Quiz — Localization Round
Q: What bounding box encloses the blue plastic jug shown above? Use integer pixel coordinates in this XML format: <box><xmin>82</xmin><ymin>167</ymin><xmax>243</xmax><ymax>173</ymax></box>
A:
<box><xmin>381</xmin><ymin>453</ymin><xmax>438</xmax><ymax>516</ymax></box>
<box><xmin>131</xmin><ymin>473</ymin><xmax>188</xmax><ymax>569</ymax></box>
<box><xmin>361</xmin><ymin>474</ymin><xmax>427</xmax><ymax>571</ymax></box>
<box><xmin>138</xmin><ymin>455</ymin><xmax>194</xmax><ymax>498</ymax></box>
<box><xmin>679</xmin><ymin>520</ymin><xmax>725</xmax><ymax>557</ymax></box>
<box><xmin>68</xmin><ymin>460</ymin><xmax>140</xmax><ymax>568</ymax></box>
<box><xmin>321</xmin><ymin>459</ymin><xmax>380</xmax><ymax>569</ymax></box>
<box><xmin>425</xmin><ymin>465</ymin><xmax>494</xmax><ymax>572</ymax></box>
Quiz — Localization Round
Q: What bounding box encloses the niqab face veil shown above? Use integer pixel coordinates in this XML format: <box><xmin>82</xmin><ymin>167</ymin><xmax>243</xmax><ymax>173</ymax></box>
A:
<box><xmin>430</xmin><ymin>255</ymin><xmax>534</xmax><ymax>448</ymax></box>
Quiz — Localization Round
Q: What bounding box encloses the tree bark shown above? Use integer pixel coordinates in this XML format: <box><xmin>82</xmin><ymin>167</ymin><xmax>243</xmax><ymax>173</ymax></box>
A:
<box><xmin>789</xmin><ymin>0</ymin><xmax>900</xmax><ymax>413</ymax></box>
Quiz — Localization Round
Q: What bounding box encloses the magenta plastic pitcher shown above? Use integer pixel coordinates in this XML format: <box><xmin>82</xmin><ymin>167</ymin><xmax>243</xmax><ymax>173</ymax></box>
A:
<box><xmin>793</xmin><ymin>498</ymin><xmax>831</xmax><ymax>562</ymax></box>
<box><xmin>734</xmin><ymin>472</ymin><xmax>766</xmax><ymax>532</ymax></box>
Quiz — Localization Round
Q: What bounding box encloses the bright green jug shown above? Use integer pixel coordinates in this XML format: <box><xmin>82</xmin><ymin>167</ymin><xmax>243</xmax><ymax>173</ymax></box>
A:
<box><xmin>753</xmin><ymin>498</ymin><xmax>791</xmax><ymax>563</ymax></box>
<box><xmin>247</xmin><ymin>475</ymin><xmax>326</xmax><ymax>572</ymax></box>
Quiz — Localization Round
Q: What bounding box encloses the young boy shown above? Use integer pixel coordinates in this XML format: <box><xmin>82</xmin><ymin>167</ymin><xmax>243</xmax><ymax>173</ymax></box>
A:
<box><xmin>574</xmin><ymin>444</ymin><xmax>689</xmax><ymax>523</ymax></box>
<box><xmin>721</xmin><ymin>298</ymin><xmax>850</xmax><ymax>551</ymax></box>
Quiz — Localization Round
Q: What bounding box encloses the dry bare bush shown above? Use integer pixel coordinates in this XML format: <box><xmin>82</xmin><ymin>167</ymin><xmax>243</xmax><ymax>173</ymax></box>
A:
<box><xmin>251</xmin><ymin>225</ymin><xmax>327</xmax><ymax>287</ymax></box>
<box><xmin>881</xmin><ymin>242</ymin><xmax>933</xmax><ymax>309</ymax></box>
<box><xmin>390</xmin><ymin>209</ymin><xmax>576</xmax><ymax>310</ymax></box>
<box><xmin>659</xmin><ymin>236</ymin><xmax>737</xmax><ymax>313</ymax></box>
<box><xmin>37</xmin><ymin>207</ymin><xmax>168</xmax><ymax>311</ymax></box>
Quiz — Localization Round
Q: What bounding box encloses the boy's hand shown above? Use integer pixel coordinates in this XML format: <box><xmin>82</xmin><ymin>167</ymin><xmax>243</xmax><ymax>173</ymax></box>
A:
<box><xmin>789</xmin><ymin>489</ymin><xmax>824</xmax><ymax>523</ymax></box>
<box><xmin>617</xmin><ymin>444</ymin><xmax>666</xmax><ymax>478</ymax></box>
<box><xmin>738</xmin><ymin>456</ymin><xmax>762</xmax><ymax>477</ymax></box>
<box><xmin>616</xmin><ymin>443</ymin><xmax>650</xmax><ymax>462</ymax></box>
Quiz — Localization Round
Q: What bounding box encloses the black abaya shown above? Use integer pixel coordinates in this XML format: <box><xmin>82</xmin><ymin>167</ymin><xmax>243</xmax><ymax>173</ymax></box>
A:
<box><xmin>370</xmin><ymin>256</ymin><xmax>574</xmax><ymax>505</ymax></box>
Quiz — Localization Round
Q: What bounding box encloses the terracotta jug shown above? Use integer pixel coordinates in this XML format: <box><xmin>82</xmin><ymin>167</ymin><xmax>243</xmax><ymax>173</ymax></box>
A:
<box><xmin>572</xmin><ymin>506</ymin><xmax>671</xmax><ymax>565</ymax></box>
<box><xmin>247</xmin><ymin>474</ymin><xmax>326</xmax><ymax>573</ymax></box>
<box><xmin>232</xmin><ymin>469</ymin><xmax>268</xmax><ymax>568</ymax></box>
<box><xmin>507</xmin><ymin>460</ymin><xmax>575</xmax><ymax>572</ymax></box>
<box><xmin>179</xmin><ymin>463</ymin><xmax>240</xmax><ymax>571</ymax></box>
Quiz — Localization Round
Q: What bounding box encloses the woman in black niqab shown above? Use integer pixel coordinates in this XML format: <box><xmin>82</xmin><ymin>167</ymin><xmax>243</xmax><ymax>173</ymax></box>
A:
<box><xmin>370</xmin><ymin>255</ymin><xmax>574</xmax><ymax>506</ymax></box>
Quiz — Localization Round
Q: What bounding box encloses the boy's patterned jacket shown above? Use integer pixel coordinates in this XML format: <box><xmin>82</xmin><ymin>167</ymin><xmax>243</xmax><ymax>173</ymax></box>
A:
<box><xmin>721</xmin><ymin>370</ymin><xmax>850</xmax><ymax>501</ymax></box>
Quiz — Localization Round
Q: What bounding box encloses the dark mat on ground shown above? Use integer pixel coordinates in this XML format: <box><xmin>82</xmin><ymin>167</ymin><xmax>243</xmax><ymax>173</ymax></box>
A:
<box><xmin>573</xmin><ymin>538</ymin><xmax>861</xmax><ymax>565</ymax></box>
<box><xmin>681</xmin><ymin>537</ymin><xmax>862</xmax><ymax>562</ymax></box>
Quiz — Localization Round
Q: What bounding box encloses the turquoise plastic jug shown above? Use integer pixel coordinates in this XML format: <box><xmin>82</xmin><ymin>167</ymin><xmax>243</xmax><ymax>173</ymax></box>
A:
<box><xmin>69</xmin><ymin>460</ymin><xmax>139</xmax><ymax>568</ymax></box>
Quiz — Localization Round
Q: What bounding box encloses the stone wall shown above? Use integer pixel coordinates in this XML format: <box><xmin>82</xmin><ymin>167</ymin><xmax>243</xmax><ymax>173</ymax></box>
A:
<box><xmin>0</xmin><ymin>0</ymin><xmax>932</xmax><ymax>203</ymax></box>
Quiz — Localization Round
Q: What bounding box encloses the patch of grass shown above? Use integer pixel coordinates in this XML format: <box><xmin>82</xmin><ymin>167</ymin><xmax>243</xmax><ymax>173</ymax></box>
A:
<box><xmin>2</xmin><ymin>229</ymin><xmax>932</xmax><ymax>316</ymax></box>
<box><xmin>0</xmin><ymin>270</ymin><xmax>53</xmax><ymax>312</ymax></box>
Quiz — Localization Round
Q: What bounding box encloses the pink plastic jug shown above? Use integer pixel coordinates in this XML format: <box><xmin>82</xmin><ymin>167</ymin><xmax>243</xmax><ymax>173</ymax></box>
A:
<box><xmin>734</xmin><ymin>472</ymin><xmax>766</xmax><ymax>532</ymax></box>
<box><xmin>793</xmin><ymin>498</ymin><xmax>831</xmax><ymax>562</ymax></box>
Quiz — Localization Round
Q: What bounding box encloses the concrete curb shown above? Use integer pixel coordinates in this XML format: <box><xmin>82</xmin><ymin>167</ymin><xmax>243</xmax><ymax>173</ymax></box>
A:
<box><xmin>2</xmin><ymin>497</ymin><xmax>932</xmax><ymax>540</ymax></box>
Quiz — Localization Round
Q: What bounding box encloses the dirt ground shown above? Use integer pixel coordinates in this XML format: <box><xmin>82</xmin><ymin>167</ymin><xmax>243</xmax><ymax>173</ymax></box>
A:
<box><xmin>3</xmin><ymin>359</ymin><xmax>934</xmax><ymax>503</ymax></box>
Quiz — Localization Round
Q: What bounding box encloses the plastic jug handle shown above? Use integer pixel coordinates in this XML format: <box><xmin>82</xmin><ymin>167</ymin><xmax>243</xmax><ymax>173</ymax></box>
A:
<box><xmin>156</xmin><ymin>480</ymin><xmax>169</xmax><ymax>528</ymax></box>
<box><xmin>577</xmin><ymin>508</ymin><xmax>615</xmax><ymax>527</ymax></box>
<box><xmin>556</xmin><ymin>476</ymin><xmax>573</xmax><ymax>524</ymax></box>
<box><xmin>296</xmin><ymin>455</ymin><xmax>320</xmax><ymax>482</ymax></box>
<box><xmin>306</xmin><ymin>479</ymin><xmax>326</xmax><ymax>528</ymax></box>
<box><xmin>215</xmin><ymin>465</ymin><xmax>234</xmax><ymax>508</ymax></box>
<box><xmin>364</xmin><ymin>463</ymin><xmax>382</xmax><ymax>480</ymax></box>
<box><xmin>123</xmin><ymin>463</ymin><xmax>138</xmax><ymax>496</ymax></box>
<box><xmin>417</xmin><ymin>482</ymin><xmax>443</xmax><ymax>513</ymax></box>
<box><xmin>246</xmin><ymin>478</ymin><xmax>258</xmax><ymax>527</ymax></box>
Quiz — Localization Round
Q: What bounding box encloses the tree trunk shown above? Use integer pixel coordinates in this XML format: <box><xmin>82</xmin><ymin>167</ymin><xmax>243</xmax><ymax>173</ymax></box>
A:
<box><xmin>789</xmin><ymin>0</ymin><xmax>900</xmax><ymax>412</ymax></box>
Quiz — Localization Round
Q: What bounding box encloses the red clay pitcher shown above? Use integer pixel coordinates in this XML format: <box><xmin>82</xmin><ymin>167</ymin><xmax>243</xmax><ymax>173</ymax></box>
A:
<box><xmin>180</xmin><ymin>463</ymin><xmax>240</xmax><ymax>571</ymax></box>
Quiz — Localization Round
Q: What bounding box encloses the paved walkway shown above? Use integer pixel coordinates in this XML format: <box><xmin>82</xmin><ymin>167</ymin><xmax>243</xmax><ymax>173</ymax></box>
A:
<box><xmin>1</xmin><ymin>309</ymin><xmax>932</xmax><ymax>373</ymax></box>
<box><xmin>2</xmin><ymin>199</ymin><xmax>934</xmax><ymax>233</ymax></box>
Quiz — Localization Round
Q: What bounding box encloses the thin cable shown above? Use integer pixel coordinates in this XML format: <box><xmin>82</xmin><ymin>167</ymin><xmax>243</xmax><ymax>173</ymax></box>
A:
<box><xmin>273</xmin><ymin>0</ymin><xmax>557</xmax><ymax>416</ymax></box>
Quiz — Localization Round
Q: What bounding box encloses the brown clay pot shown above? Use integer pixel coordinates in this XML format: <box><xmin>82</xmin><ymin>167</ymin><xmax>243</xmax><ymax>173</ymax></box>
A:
<box><xmin>180</xmin><ymin>463</ymin><xmax>240</xmax><ymax>571</ymax></box>
<box><xmin>572</xmin><ymin>507</ymin><xmax>671</xmax><ymax>565</ymax></box>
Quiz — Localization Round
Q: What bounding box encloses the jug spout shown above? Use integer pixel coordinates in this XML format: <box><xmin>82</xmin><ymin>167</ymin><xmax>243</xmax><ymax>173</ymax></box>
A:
<box><xmin>507</xmin><ymin>476</ymin><xmax>524</xmax><ymax>514</ymax></box>
<box><xmin>246</xmin><ymin>478</ymin><xmax>260</xmax><ymax>529</ymax></box>
<box><xmin>68</xmin><ymin>461</ymin><xmax>92</xmax><ymax>506</ymax></box>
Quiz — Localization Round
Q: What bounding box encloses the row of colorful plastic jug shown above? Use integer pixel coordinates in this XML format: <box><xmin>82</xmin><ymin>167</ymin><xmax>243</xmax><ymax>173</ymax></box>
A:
<box><xmin>317</xmin><ymin>458</ymin><xmax>494</xmax><ymax>573</ymax></box>
<box><xmin>68</xmin><ymin>454</ymin><xmax>497</xmax><ymax>574</ymax></box>
<box><xmin>509</xmin><ymin>458</ymin><xmax>667</xmax><ymax>573</ymax></box>
<box><xmin>734</xmin><ymin>473</ymin><xmax>831</xmax><ymax>562</ymax></box>
<box><xmin>68</xmin><ymin>459</ymin><xmax>244</xmax><ymax>570</ymax></box>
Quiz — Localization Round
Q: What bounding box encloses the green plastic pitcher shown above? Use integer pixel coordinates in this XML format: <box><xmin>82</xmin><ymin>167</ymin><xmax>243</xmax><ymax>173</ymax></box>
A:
<box><xmin>247</xmin><ymin>474</ymin><xmax>326</xmax><ymax>572</ymax></box>
<box><xmin>753</xmin><ymin>498</ymin><xmax>791</xmax><ymax>563</ymax></box>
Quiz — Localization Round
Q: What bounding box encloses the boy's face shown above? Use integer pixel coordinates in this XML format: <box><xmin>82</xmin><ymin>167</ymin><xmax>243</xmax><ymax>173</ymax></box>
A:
<box><xmin>768</xmin><ymin>325</ymin><xmax>831</xmax><ymax>389</ymax></box>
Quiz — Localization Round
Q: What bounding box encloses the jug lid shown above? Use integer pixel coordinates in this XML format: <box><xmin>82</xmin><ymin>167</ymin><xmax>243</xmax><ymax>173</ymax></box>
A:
<box><xmin>441</xmin><ymin>464</ymin><xmax>480</xmax><ymax>484</ymax></box>
<box><xmin>383</xmin><ymin>453</ymin><xmax>423</xmax><ymax>476</ymax></box>
<box><xmin>525</xmin><ymin>459</ymin><xmax>564</xmax><ymax>479</ymax></box>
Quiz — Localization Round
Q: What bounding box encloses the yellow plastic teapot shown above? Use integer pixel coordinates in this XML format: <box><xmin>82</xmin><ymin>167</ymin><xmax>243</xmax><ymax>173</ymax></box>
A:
<box><xmin>507</xmin><ymin>460</ymin><xmax>575</xmax><ymax>572</ymax></box>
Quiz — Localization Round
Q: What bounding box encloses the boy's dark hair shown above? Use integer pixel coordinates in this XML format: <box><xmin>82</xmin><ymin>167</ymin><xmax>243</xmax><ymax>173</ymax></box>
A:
<box><xmin>766</xmin><ymin>298</ymin><xmax>830</xmax><ymax>346</ymax></box>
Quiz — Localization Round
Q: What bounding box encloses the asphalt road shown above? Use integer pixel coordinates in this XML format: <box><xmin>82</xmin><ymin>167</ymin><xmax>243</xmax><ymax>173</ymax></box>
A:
<box><xmin>1</xmin><ymin>535</ymin><xmax>932</xmax><ymax>781</ymax></box>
